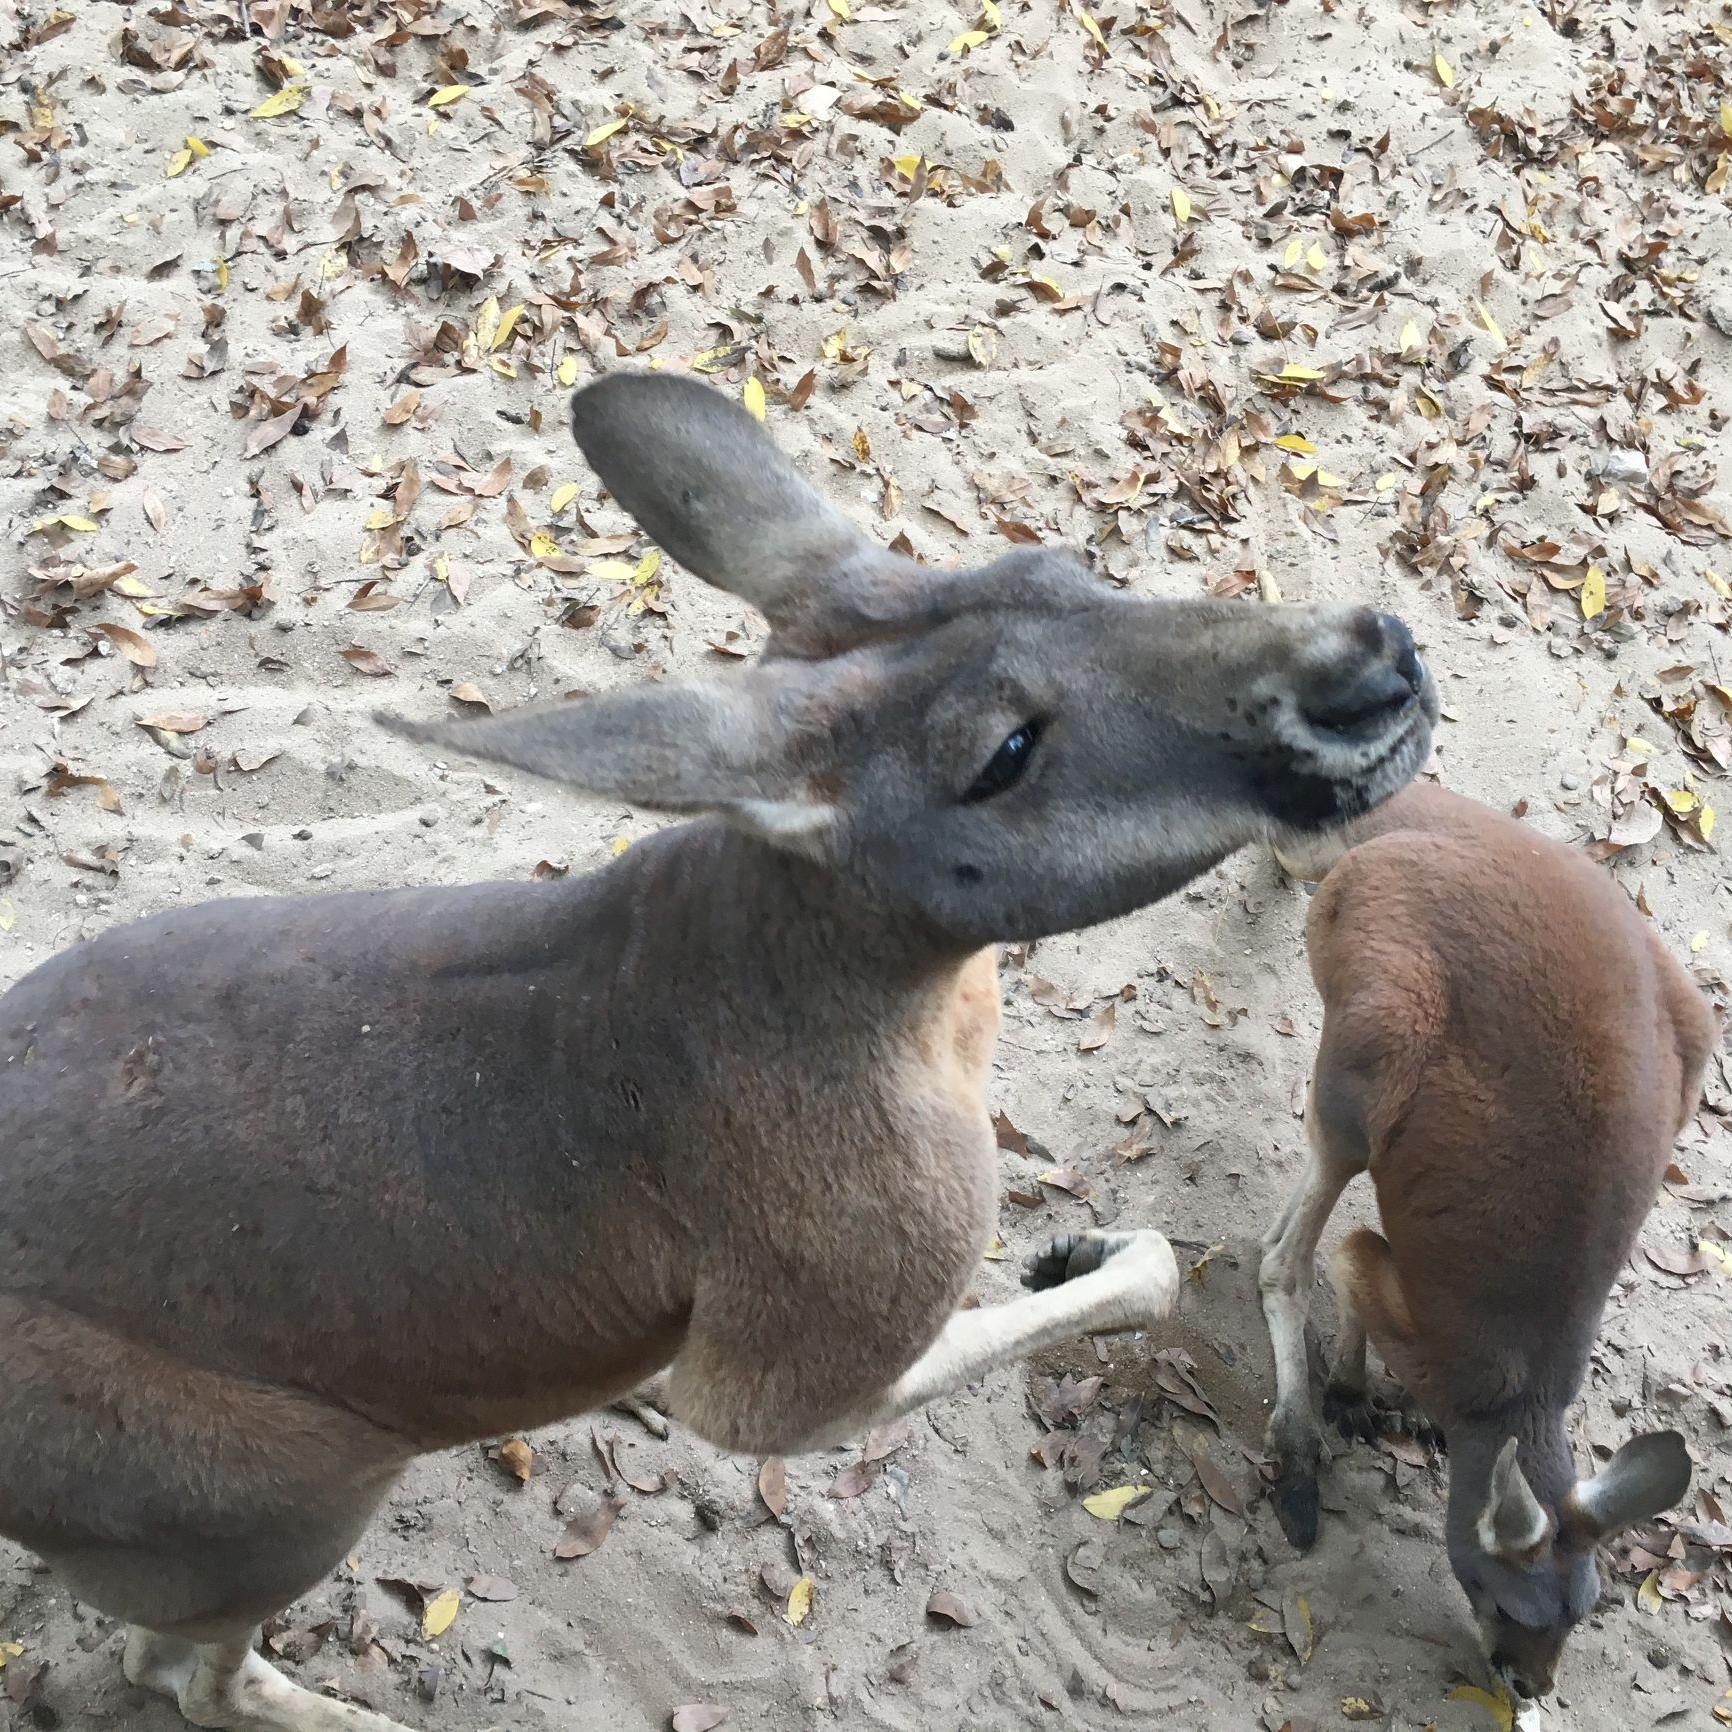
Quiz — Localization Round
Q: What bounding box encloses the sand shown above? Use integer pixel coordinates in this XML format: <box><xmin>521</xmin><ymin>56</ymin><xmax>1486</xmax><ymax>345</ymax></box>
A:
<box><xmin>1</xmin><ymin>0</ymin><xmax>1729</xmax><ymax>1728</ymax></box>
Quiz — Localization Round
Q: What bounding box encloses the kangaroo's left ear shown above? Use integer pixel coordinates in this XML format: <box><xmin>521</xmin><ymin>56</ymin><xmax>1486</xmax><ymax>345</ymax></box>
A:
<box><xmin>1563</xmin><ymin>1431</ymin><xmax>1692</xmax><ymax>1543</ymax></box>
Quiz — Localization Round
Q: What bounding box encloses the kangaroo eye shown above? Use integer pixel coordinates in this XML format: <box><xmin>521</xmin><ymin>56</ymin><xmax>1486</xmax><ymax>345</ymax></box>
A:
<box><xmin>963</xmin><ymin>722</ymin><xmax>1042</xmax><ymax>804</ymax></box>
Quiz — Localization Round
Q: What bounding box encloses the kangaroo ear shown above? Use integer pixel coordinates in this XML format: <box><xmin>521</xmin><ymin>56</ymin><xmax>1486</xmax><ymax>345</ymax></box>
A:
<box><xmin>378</xmin><ymin>671</ymin><xmax>838</xmax><ymax>855</ymax></box>
<box><xmin>1478</xmin><ymin>1438</ymin><xmax>1550</xmax><ymax>1557</ymax></box>
<box><xmin>1566</xmin><ymin>1431</ymin><xmax>1692</xmax><ymax>1543</ymax></box>
<box><xmin>570</xmin><ymin>372</ymin><xmax>924</xmax><ymax>645</ymax></box>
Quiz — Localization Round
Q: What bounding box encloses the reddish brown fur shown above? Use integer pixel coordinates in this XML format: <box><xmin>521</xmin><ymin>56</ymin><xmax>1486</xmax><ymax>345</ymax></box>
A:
<box><xmin>1309</xmin><ymin>782</ymin><xmax>1713</xmax><ymax>1429</ymax></box>
<box><xmin>1262</xmin><ymin>780</ymin><xmax>1715</xmax><ymax>1698</ymax></box>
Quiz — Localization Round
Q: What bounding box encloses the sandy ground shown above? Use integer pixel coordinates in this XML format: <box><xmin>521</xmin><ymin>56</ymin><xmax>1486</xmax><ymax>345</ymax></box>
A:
<box><xmin>3</xmin><ymin>0</ymin><xmax>1732</xmax><ymax>1728</ymax></box>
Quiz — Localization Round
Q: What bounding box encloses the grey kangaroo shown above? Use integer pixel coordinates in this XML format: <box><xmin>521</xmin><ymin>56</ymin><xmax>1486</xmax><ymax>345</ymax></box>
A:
<box><xmin>1261</xmin><ymin>782</ymin><xmax>1714</xmax><ymax>1698</ymax></box>
<box><xmin>0</xmin><ymin>373</ymin><xmax>1436</xmax><ymax>1731</ymax></box>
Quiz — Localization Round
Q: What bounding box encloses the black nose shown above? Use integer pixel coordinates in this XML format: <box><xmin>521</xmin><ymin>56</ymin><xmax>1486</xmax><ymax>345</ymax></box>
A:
<box><xmin>1303</xmin><ymin>612</ymin><xmax>1424</xmax><ymax>736</ymax></box>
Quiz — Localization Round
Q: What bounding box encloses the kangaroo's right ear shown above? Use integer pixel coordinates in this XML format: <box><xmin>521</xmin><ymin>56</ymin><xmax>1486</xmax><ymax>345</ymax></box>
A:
<box><xmin>1478</xmin><ymin>1438</ymin><xmax>1551</xmax><ymax>1558</ymax></box>
<box><xmin>569</xmin><ymin>372</ymin><xmax>924</xmax><ymax>651</ymax></box>
<box><xmin>377</xmin><ymin>666</ymin><xmax>845</xmax><ymax>855</ymax></box>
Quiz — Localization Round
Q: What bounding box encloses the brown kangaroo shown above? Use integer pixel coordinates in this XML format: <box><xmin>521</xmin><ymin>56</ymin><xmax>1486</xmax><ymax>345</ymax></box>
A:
<box><xmin>1259</xmin><ymin>781</ymin><xmax>1716</xmax><ymax>1700</ymax></box>
<box><xmin>0</xmin><ymin>373</ymin><xmax>1436</xmax><ymax>1732</ymax></box>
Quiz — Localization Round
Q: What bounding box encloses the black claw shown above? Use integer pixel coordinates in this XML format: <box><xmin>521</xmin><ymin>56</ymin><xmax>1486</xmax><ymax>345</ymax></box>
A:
<box><xmin>1271</xmin><ymin>1472</ymin><xmax>1321</xmax><ymax>1551</ymax></box>
<box><xmin>1020</xmin><ymin>1231</ymin><xmax>1127</xmax><ymax>1291</ymax></box>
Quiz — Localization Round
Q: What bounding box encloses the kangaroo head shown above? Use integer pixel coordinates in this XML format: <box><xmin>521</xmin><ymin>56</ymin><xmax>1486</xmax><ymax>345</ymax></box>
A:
<box><xmin>384</xmin><ymin>372</ymin><xmax>1437</xmax><ymax>946</ymax></box>
<box><xmin>1450</xmin><ymin>1431</ymin><xmax>1692</xmax><ymax>1700</ymax></box>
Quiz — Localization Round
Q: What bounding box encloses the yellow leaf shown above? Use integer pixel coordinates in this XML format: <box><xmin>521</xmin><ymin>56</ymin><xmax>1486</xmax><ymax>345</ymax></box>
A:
<box><xmin>781</xmin><ymin>112</ymin><xmax>813</xmax><ymax>130</ymax></box>
<box><xmin>557</xmin><ymin>355</ymin><xmax>580</xmax><ymax>387</ymax></box>
<box><xmin>0</xmin><ymin>1640</ymin><xmax>23</xmax><ymax>1663</ymax></box>
<box><xmin>585</xmin><ymin>118</ymin><xmax>627</xmax><ymax>148</ymax></box>
<box><xmin>1260</xmin><ymin>569</ymin><xmax>1283</xmax><ymax>604</ymax></box>
<box><xmin>1083</xmin><ymin>1484</ymin><xmax>1148</xmax><ymax>1520</ymax></box>
<box><xmin>982</xmin><ymin>0</ymin><xmax>1002</xmax><ymax>24</ymax></box>
<box><xmin>1706</xmin><ymin>569</ymin><xmax>1732</xmax><ymax>600</ymax></box>
<box><xmin>1171</xmin><ymin>185</ymin><xmax>1192</xmax><ymax>223</ymax></box>
<box><xmin>589</xmin><ymin>559</ymin><xmax>637</xmax><ymax>584</ymax></box>
<box><xmin>1691</xmin><ymin>930</ymin><xmax>1711</xmax><ymax>951</ymax></box>
<box><xmin>1580</xmin><ymin>563</ymin><xmax>1606</xmax><ymax>620</ymax></box>
<box><xmin>827</xmin><ymin>0</ymin><xmax>850</xmax><ymax>17</ymax></box>
<box><xmin>1720</xmin><ymin>99</ymin><xmax>1732</xmax><ymax>139</ymax></box>
<box><xmin>1375</xmin><ymin>472</ymin><xmax>1399</xmax><ymax>492</ymax></box>
<box><xmin>966</xmin><ymin>326</ymin><xmax>998</xmax><ymax>367</ymax></box>
<box><xmin>1400</xmin><ymin>317</ymin><xmax>1422</xmax><ymax>353</ymax></box>
<box><xmin>742</xmin><ymin>376</ymin><xmax>766</xmax><ymax>421</ymax></box>
<box><xmin>1306</xmin><ymin>241</ymin><xmax>1326</xmax><ymax>272</ymax></box>
<box><xmin>1665</xmin><ymin>788</ymin><xmax>1699</xmax><ymax>815</ymax></box>
<box><xmin>114</xmin><ymin>575</ymin><xmax>157</xmax><ymax>597</ymax></box>
<box><xmin>215</xmin><ymin>256</ymin><xmax>230</xmax><ymax>291</ymax></box>
<box><xmin>1636</xmin><ymin>1569</ymin><xmax>1665</xmax><ymax>1614</ymax></box>
<box><xmin>1415</xmin><ymin>388</ymin><xmax>1443</xmax><ymax>419</ymax></box>
<box><xmin>851</xmin><ymin>426</ymin><xmax>872</xmax><ymax>463</ymax></box>
<box><xmin>187</xmin><ymin>135</ymin><xmax>211</xmax><ymax>158</ymax></box>
<box><xmin>0</xmin><ymin>901</ymin><xmax>14</xmax><ymax>934</ymax></box>
<box><xmin>475</xmin><ymin>295</ymin><xmax>501</xmax><ymax>349</ymax></box>
<box><xmin>786</xmin><ymin>1576</ymin><xmax>814</xmax><ymax>1626</ymax></box>
<box><xmin>530</xmin><ymin>532</ymin><xmax>560</xmax><ymax>558</ymax></box>
<box><xmin>1275</xmin><ymin>433</ymin><xmax>1316</xmax><ymax>454</ymax></box>
<box><xmin>1279</xmin><ymin>363</ymin><xmax>1325</xmax><ymax>381</ymax></box>
<box><xmin>1625</xmin><ymin>735</ymin><xmax>1660</xmax><ymax>759</ymax></box>
<box><xmin>1078</xmin><ymin>8</ymin><xmax>1107</xmax><ymax>48</ymax></box>
<box><xmin>1473</xmin><ymin>297</ymin><xmax>1506</xmax><ymax>348</ymax></box>
<box><xmin>551</xmin><ymin>483</ymin><xmax>579</xmax><ymax>514</ymax></box>
<box><xmin>1283</xmin><ymin>235</ymin><xmax>1303</xmax><ymax>268</ymax></box>
<box><xmin>691</xmin><ymin>344</ymin><xmax>734</xmax><ymax>374</ymax></box>
<box><xmin>432</xmin><ymin>554</ymin><xmax>451</xmax><ymax>585</ymax></box>
<box><xmin>1699</xmin><ymin>1238</ymin><xmax>1732</xmax><ymax>1275</ymax></box>
<box><xmin>428</xmin><ymin>84</ymin><xmax>470</xmax><ymax>107</ymax></box>
<box><xmin>892</xmin><ymin>152</ymin><xmax>922</xmax><ymax>177</ymax></box>
<box><xmin>948</xmin><ymin>28</ymin><xmax>990</xmax><ymax>52</ymax></box>
<box><xmin>1446</xmin><ymin>1685</ymin><xmax>1513</xmax><ymax>1732</ymax></box>
<box><xmin>1433</xmin><ymin>50</ymin><xmax>1455</xmax><ymax>88</ymax></box>
<box><xmin>364</xmin><ymin>509</ymin><xmax>396</xmax><ymax>531</ymax></box>
<box><xmin>167</xmin><ymin>148</ymin><xmax>193</xmax><ymax>178</ymax></box>
<box><xmin>422</xmin><ymin>1589</ymin><xmax>460</xmax><ymax>1640</ymax></box>
<box><xmin>1698</xmin><ymin>801</ymin><xmax>1716</xmax><ymax>841</ymax></box>
<box><xmin>611</xmin><ymin>836</ymin><xmax>631</xmax><ymax>856</ymax></box>
<box><xmin>250</xmin><ymin>85</ymin><xmax>308</xmax><ymax>119</ymax></box>
<box><xmin>1715</xmin><ymin>1687</ymin><xmax>1732</xmax><ymax>1728</ymax></box>
<box><xmin>633</xmin><ymin>549</ymin><xmax>662</xmax><ymax>586</ymax></box>
<box><xmin>492</xmin><ymin>304</ymin><xmax>525</xmax><ymax>351</ymax></box>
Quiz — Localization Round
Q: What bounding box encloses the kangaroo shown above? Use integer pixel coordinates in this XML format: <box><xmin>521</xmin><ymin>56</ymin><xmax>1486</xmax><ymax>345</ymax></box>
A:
<box><xmin>1259</xmin><ymin>780</ymin><xmax>1715</xmax><ymax>1700</ymax></box>
<box><xmin>0</xmin><ymin>373</ymin><xmax>1436</xmax><ymax>1732</ymax></box>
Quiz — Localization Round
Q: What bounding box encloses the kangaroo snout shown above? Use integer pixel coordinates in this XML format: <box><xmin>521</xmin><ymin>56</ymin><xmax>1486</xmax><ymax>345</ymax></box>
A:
<box><xmin>1301</xmin><ymin>611</ymin><xmax>1427</xmax><ymax>738</ymax></box>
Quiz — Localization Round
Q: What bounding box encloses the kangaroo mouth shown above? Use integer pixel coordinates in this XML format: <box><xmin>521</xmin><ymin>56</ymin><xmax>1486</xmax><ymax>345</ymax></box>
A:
<box><xmin>1256</xmin><ymin>657</ymin><xmax>1439</xmax><ymax>833</ymax></box>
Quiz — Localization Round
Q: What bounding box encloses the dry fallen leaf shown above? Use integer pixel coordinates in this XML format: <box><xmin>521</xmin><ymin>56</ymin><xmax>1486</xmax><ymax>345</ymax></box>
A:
<box><xmin>671</xmin><ymin>1709</ymin><xmax>729</xmax><ymax>1732</ymax></box>
<box><xmin>1081</xmin><ymin>1484</ymin><xmax>1150</xmax><ymax>1521</ymax></box>
<box><xmin>137</xmin><ymin>712</ymin><xmax>209</xmax><ymax>734</ymax></box>
<box><xmin>554</xmin><ymin>1492</ymin><xmax>625</xmax><ymax>1560</ymax></box>
<box><xmin>497</xmin><ymin>1438</ymin><xmax>533</xmax><ymax>1483</ymax></box>
<box><xmin>421</xmin><ymin>1589</ymin><xmax>460</xmax><ymax>1641</ymax></box>
<box><xmin>757</xmin><ymin>1458</ymin><xmax>787</xmax><ymax>1519</ymax></box>
<box><xmin>1447</xmin><ymin>1683</ymin><xmax>1514</xmax><ymax>1732</ymax></box>
<box><xmin>785</xmin><ymin>1575</ymin><xmax>813</xmax><ymax>1626</ymax></box>
<box><xmin>925</xmin><ymin>1589</ymin><xmax>978</xmax><ymax>1628</ymax></box>
<box><xmin>91</xmin><ymin>624</ymin><xmax>157</xmax><ymax>667</ymax></box>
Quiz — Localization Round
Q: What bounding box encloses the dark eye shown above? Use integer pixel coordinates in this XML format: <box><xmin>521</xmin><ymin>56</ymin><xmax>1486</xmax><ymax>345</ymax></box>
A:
<box><xmin>963</xmin><ymin>722</ymin><xmax>1042</xmax><ymax>804</ymax></box>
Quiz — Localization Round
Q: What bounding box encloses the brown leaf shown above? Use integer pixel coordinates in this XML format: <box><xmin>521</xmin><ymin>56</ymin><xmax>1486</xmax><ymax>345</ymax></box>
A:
<box><xmin>497</xmin><ymin>1438</ymin><xmax>533</xmax><ymax>1483</ymax></box>
<box><xmin>91</xmin><ymin>623</ymin><xmax>157</xmax><ymax>667</ymax></box>
<box><xmin>554</xmin><ymin>1492</ymin><xmax>625</xmax><ymax>1559</ymax></box>
<box><xmin>757</xmin><ymin>1458</ymin><xmax>787</xmax><ymax>1519</ymax></box>
<box><xmin>992</xmin><ymin>1110</ymin><xmax>1030</xmax><ymax>1156</ymax></box>
<box><xmin>671</xmin><ymin>1710</ymin><xmax>729</xmax><ymax>1732</ymax></box>
<box><xmin>926</xmin><ymin>1590</ymin><xmax>978</xmax><ymax>1628</ymax></box>
<box><xmin>137</xmin><ymin>712</ymin><xmax>209</xmax><ymax>734</ymax></box>
<box><xmin>133</xmin><ymin>427</ymin><xmax>189</xmax><ymax>452</ymax></box>
<box><xmin>450</xmin><ymin>682</ymin><xmax>491</xmax><ymax>709</ymax></box>
<box><xmin>467</xmin><ymin>1575</ymin><xmax>519</xmax><ymax>1602</ymax></box>
<box><xmin>383</xmin><ymin>388</ymin><xmax>421</xmax><ymax>426</ymax></box>
<box><xmin>245</xmin><ymin>406</ymin><xmax>300</xmax><ymax>456</ymax></box>
<box><xmin>828</xmin><ymin>1458</ymin><xmax>884</xmax><ymax>1499</ymax></box>
<box><xmin>339</xmin><ymin>646</ymin><xmax>394</xmax><ymax>678</ymax></box>
<box><xmin>1647</xmin><ymin>1243</ymin><xmax>1713</xmax><ymax>1278</ymax></box>
<box><xmin>1191</xmin><ymin>1450</ymin><xmax>1245</xmax><ymax>1518</ymax></box>
<box><xmin>1078</xmin><ymin>1001</ymin><xmax>1116</xmax><ymax>1052</ymax></box>
<box><xmin>1036</xmin><ymin>1166</ymin><xmax>1095</xmax><ymax>1203</ymax></box>
<box><xmin>141</xmin><ymin>488</ymin><xmax>168</xmax><ymax>533</ymax></box>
